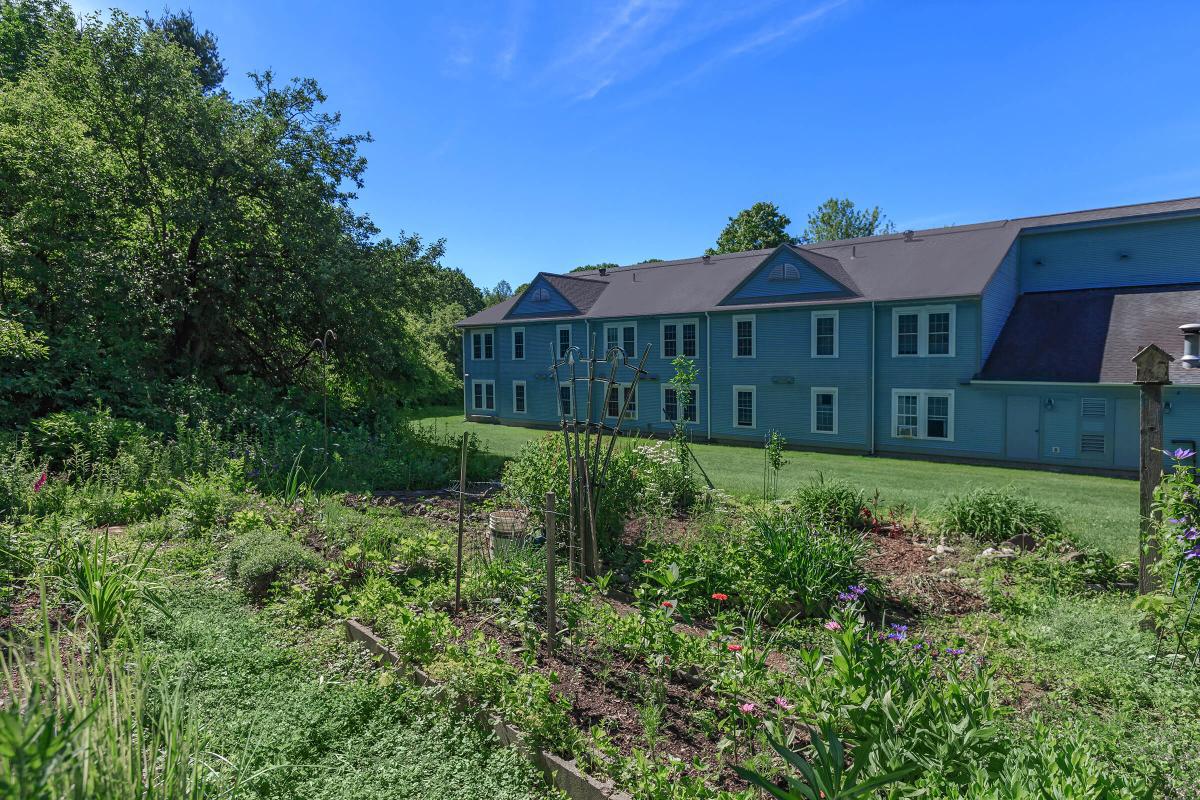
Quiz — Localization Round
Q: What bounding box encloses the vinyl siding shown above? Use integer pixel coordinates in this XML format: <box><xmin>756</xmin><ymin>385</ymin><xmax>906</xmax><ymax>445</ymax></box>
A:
<box><xmin>726</xmin><ymin>250</ymin><xmax>849</xmax><ymax>303</ymax></box>
<box><xmin>708</xmin><ymin>305</ymin><xmax>871</xmax><ymax>449</ymax></box>
<box><xmin>1019</xmin><ymin>215</ymin><xmax>1200</xmax><ymax>293</ymax></box>
<box><xmin>980</xmin><ymin>240</ymin><xmax>1019</xmax><ymax>363</ymax></box>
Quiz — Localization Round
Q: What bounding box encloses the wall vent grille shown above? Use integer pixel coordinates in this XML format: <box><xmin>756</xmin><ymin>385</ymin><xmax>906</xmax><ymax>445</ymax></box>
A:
<box><xmin>1081</xmin><ymin>398</ymin><xmax>1107</xmax><ymax>418</ymax></box>
<box><xmin>1080</xmin><ymin>432</ymin><xmax>1106</xmax><ymax>454</ymax></box>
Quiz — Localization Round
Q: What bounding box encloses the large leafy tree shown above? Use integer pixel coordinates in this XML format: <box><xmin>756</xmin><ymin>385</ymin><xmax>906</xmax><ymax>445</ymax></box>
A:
<box><xmin>707</xmin><ymin>202</ymin><xmax>795</xmax><ymax>254</ymax></box>
<box><xmin>0</xmin><ymin>4</ymin><xmax>469</xmax><ymax>421</ymax></box>
<box><xmin>800</xmin><ymin>197</ymin><xmax>895</xmax><ymax>243</ymax></box>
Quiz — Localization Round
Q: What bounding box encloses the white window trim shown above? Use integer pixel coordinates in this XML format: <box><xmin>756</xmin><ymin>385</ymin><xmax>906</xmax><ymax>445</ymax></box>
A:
<box><xmin>471</xmin><ymin>379</ymin><xmax>496</xmax><ymax>412</ymax></box>
<box><xmin>660</xmin><ymin>318</ymin><xmax>700</xmax><ymax>360</ymax></box>
<box><xmin>604</xmin><ymin>382</ymin><xmax>637</xmax><ymax>421</ymax></box>
<box><xmin>511</xmin><ymin>327</ymin><xmax>525</xmax><ymax>361</ymax></box>
<box><xmin>660</xmin><ymin>383</ymin><xmax>699</xmax><ymax>424</ymax></box>
<box><xmin>732</xmin><ymin>314</ymin><xmax>756</xmax><ymax>359</ymax></box>
<box><xmin>471</xmin><ymin>328</ymin><xmax>495</xmax><ymax>361</ymax></box>
<box><xmin>558</xmin><ymin>381</ymin><xmax>574</xmax><ymax>417</ymax></box>
<box><xmin>891</xmin><ymin>389</ymin><xmax>955</xmax><ymax>441</ymax></box>
<box><xmin>811</xmin><ymin>387</ymin><xmax>838</xmax><ymax>434</ymax></box>
<box><xmin>604</xmin><ymin>321</ymin><xmax>638</xmax><ymax>357</ymax></box>
<box><xmin>512</xmin><ymin>380</ymin><xmax>527</xmax><ymax>414</ymax></box>
<box><xmin>811</xmin><ymin>311</ymin><xmax>839</xmax><ymax>359</ymax></box>
<box><xmin>891</xmin><ymin>305</ymin><xmax>956</xmax><ymax>358</ymax></box>
<box><xmin>556</xmin><ymin>325</ymin><xmax>572</xmax><ymax>358</ymax></box>
<box><xmin>732</xmin><ymin>384</ymin><xmax>757</xmax><ymax>429</ymax></box>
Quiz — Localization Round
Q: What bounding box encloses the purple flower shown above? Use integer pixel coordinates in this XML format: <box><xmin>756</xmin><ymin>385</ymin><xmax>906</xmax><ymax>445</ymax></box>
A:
<box><xmin>836</xmin><ymin>584</ymin><xmax>868</xmax><ymax>603</ymax></box>
<box><xmin>886</xmin><ymin>624</ymin><xmax>908</xmax><ymax>642</ymax></box>
<box><xmin>1186</xmin><ymin>545</ymin><xmax>1200</xmax><ymax>560</ymax></box>
<box><xmin>738</xmin><ymin>702</ymin><xmax>757</xmax><ymax>715</ymax></box>
<box><xmin>1168</xmin><ymin>518</ymin><xmax>1189</xmax><ymax>526</ymax></box>
<box><xmin>1173</xmin><ymin>448</ymin><xmax>1196</xmax><ymax>460</ymax></box>
<box><xmin>1187</xmin><ymin>528</ymin><xmax>1200</xmax><ymax>541</ymax></box>
<box><xmin>945</xmin><ymin>647</ymin><xmax>966</xmax><ymax>656</ymax></box>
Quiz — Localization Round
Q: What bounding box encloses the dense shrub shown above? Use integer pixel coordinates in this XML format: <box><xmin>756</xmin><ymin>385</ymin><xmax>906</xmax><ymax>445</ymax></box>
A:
<box><xmin>793</xmin><ymin>475</ymin><xmax>868</xmax><ymax>530</ymax></box>
<box><xmin>940</xmin><ymin>487</ymin><xmax>1064</xmax><ymax>543</ymax></box>
<box><xmin>226</xmin><ymin>531</ymin><xmax>322</xmax><ymax>599</ymax></box>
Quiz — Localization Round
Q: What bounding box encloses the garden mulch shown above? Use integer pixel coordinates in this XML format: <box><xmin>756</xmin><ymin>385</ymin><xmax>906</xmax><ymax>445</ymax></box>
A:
<box><xmin>863</xmin><ymin>532</ymin><xmax>984</xmax><ymax>618</ymax></box>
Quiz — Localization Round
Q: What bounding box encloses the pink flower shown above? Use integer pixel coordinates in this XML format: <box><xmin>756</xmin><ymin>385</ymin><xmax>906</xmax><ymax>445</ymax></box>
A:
<box><xmin>773</xmin><ymin>697</ymin><xmax>794</xmax><ymax>711</ymax></box>
<box><xmin>824</xmin><ymin>620</ymin><xmax>842</xmax><ymax>632</ymax></box>
<box><xmin>33</xmin><ymin>472</ymin><xmax>47</xmax><ymax>493</ymax></box>
<box><xmin>711</xmin><ymin>592</ymin><xmax>728</xmax><ymax>601</ymax></box>
<box><xmin>726</xmin><ymin>643</ymin><xmax>742</xmax><ymax>652</ymax></box>
<box><xmin>738</xmin><ymin>702</ymin><xmax>757</xmax><ymax>714</ymax></box>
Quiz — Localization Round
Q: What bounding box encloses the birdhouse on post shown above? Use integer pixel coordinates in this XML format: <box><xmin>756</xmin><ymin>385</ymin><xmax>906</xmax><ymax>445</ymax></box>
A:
<box><xmin>1132</xmin><ymin>344</ymin><xmax>1173</xmax><ymax>594</ymax></box>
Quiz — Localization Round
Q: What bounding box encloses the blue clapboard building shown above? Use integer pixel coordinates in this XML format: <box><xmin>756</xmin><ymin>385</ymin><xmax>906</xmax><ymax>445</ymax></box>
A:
<box><xmin>457</xmin><ymin>198</ymin><xmax>1200</xmax><ymax>473</ymax></box>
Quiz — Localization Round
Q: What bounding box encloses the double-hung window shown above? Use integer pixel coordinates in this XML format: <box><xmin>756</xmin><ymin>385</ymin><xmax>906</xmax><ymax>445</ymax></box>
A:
<box><xmin>733</xmin><ymin>385</ymin><xmax>756</xmax><ymax>428</ymax></box>
<box><xmin>557</xmin><ymin>325</ymin><xmax>572</xmax><ymax>358</ymax></box>
<box><xmin>471</xmin><ymin>329</ymin><xmax>494</xmax><ymax>360</ymax></box>
<box><xmin>605</xmin><ymin>384</ymin><xmax>637</xmax><ymax>420</ymax></box>
<box><xmin>512</xmin><ymin>381</ymin><xmax>526</xmax><ymax>414</ymax></box>
<box><xmin>511</xmin><ymin>328</ymin><xmax>525</xmax><ymax>360</ymax></box>
<box><xmin>661</xmin><ymin>384</ymin><xmax>698</xmax><ymax>423</ymax></box>
<box><xmin>892</xmin><ymin>306</ymin><xmax>955</xmax><ymax>357</ymax></box>
<box><xmin>471</xmin><ymin>380</ymin><xmax>495</xmax><ymax>412</ymax></box>
<box><xmin>811</xmin><ymin>387</ymin><xmax>838</xmax><ymax>434</ymax></box>
<box><xmin>892</xmin><ymin>389</ymin><xmax>954</xmax><ymax>441</ymax></box>
<box><xmin>559</xmin><ymin>383</ymin><xmax>573</xmax><ymax>417</ymax></box>
<box><xmin>661</xmin><ymin>319</ymin><xmax>699</xmax><ymax>359</ymax></box>
<box><xmin>811</xmin><ymin>311</ymin><xmax>838</xmax><ymax>358</ymax></box>
<box><xmin>733</xmin><ymin>315</ymin><xmax>755</xmax><ymax>358</ymax></box>
<box><xmin>605</xmin><ymin>322</ymin><xmax>636</xmax><ymax>356</ymax></box>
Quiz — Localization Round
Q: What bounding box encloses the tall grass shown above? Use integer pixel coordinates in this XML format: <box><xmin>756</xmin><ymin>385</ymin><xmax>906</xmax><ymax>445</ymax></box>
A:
<box><xmin>0</xmin><ymin>604</ymin><xmax>236</xmax><ymax>799</ymax></box>
<box><xmin>940</xmin><ymin>487</ymin><xmax>1065</xmax><ymax>543</ymax></box>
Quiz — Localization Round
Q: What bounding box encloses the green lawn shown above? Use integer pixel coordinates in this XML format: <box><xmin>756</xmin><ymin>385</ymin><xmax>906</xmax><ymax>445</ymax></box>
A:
<box><xmin>412</xmin><ymin>406</ymin><xmax>1140</xmax><ymax>559</ymax></box>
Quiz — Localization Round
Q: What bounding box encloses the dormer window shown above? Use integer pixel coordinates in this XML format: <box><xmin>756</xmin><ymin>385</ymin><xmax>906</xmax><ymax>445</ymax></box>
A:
<box><xmin>531</xmin><ymin>287</ymin><xmax>551</xmax><ymax>302</ymax></box>
<box><xmin>768</xmin><ymin>263</ymin><xmax>801</xmax><ymax>282</ymax></box>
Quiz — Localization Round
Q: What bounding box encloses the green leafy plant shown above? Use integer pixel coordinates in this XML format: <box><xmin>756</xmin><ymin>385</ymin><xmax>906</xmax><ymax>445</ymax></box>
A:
<box><xmin>225</xmin><ymin>530</ymin><xmax>322</xmax><ymax>599</ymax></box>
<box><xmin>793</xmin><ymin>475</ymin><xmax>866</xmax><ymax>531</ymax></box>
<box><xmin>735</xmin><ymin>726</ymin><xmax>915</xmax><ymax>799</ymax></box>
<box><xmin>59</xmin><ymin>531</ymin><xmax>167</xmax><ymax>648</ymax></box>
<box><xmin>940</xmin><ymin>486</ymin><xmax>1064</xmax><ymax>543</ymax></box>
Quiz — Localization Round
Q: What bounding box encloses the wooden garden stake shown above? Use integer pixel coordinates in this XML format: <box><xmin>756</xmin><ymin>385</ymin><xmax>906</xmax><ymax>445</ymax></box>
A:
<box><xmin>1133</xmin><ymin>344</ymin><xmax>1174</xmax><ymax>594</ymax></box>
<box><xmin>454</xmin><ymin>430</ymin><xmax>468</xmax><ymax>615</ymax></box>
<box><xmin>544</xmin><ymin>491</ymin><xmax>557</xmax><ymax>651</ymax></box>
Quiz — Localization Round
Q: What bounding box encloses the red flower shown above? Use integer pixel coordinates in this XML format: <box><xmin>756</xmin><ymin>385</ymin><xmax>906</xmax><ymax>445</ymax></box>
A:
<box><xmin>661</xmin><ymin>600</ymin><xmax>674</xmax><ymax>608</ymax></box>
<box><xmin>642</xmin><ymin>558</ymin><xmax>654</xmax><ymax>564</ymax></box>
<box><xmin>711</xmin><ymin>592</ymin><xmax>728</xmax><ymax>601</ymax></box>
<box><xmin>726</xmin><ymin>643</ymin><xmax>742</xmax><ymax>652</ymax></box>
<box><xmin>33</xmin><ymin>472</ymin><xmax>47</xmax><ymax>493</ymax></box>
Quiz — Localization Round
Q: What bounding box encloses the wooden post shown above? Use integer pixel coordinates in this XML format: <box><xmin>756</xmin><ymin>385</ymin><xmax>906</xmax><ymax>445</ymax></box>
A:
<box><xmin>454</xmin><ymin>431</ymin><xmax>468</xmax><ymax>614</ymax></box>
<box><xmin>544</xmin><ymin>491</ymin><xmax>557</xmax><ymax>652</ymax></box>
<box><xmin>1133</xmin><ymin>344</ymin><xmax>1174</xmax><ymax>594</ymax></box>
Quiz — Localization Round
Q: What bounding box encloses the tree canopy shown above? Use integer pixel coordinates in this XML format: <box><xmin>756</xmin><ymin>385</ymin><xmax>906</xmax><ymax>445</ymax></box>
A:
<box><xmin>707</xmin><ymin>202</ymin><xmax>794</xmax><ymax>254</ymax></box>
<box><xmin>0</xmin><ymin>1</ymin><xmax>480</xmax><ymax>424</ymax></box>
<box><xmin>800</xmin><ymin>197</ymin><xmax>895</xmax><ymax>243</ymax></box>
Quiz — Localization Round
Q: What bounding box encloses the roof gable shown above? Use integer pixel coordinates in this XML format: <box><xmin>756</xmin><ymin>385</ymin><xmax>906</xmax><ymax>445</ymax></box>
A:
<box><xmin>720</xmin><ymin>245</ymin><xmax>858</xmax><ymax>306</ymax></box>
<box><xmin>509</xmin><ymin>275</ymin><xmax>575</xmax><ymax>316</ymax></box>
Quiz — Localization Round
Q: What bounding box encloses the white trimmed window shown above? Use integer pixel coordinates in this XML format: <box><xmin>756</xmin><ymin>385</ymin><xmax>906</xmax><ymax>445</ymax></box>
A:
<box><xmin>512</xmin><ymin>381</ymin><xmax>526</xmax><ymax>414</ymax></box>
<box><xmin>556</xmin><ymin>325</ymin><xmax>572</xmax><ymax>358</ymax></box>
<box><xmin>605</xmin><ymin>322</ymin><xmax>637</xmax><ymax>356</ymax></box>
<box><xmin>511</xmin><ymin>327</ymin><xmax>525</xmax><ymax>360</ymax></box>
<box><xmin>811</xmin><ymin>387</ymin><xmax>838</xmax><ymax>434</ymax></box>
<box><xmin>733</xmin><ymin>385</ymin><xmax>756</xmax><ymax>428</ymax></box>
<box><xmin>471</xmin><ymin>380</ymin><xmax>495</xmax><ymax>412</ymax></box>
<box><xmin>558</xmin><ymin>382</ymin><xmax>573</xmax><ymax>417</ymax></box>
<box><xmin>892</xmin><ymin>305</ymin><xmax>955</xmax><ymax>357</ymax></box>
<box><xmin>661</xmin><ymin>319</ymin><xmax>699</xmax><ymax>359</ymax></box>
<box><xmin>811</xmin><ymin>311</ymin><xmax>839</xmax><ymax>358</ymax></box>
<box><xmin>661</xmin><ymin>384</ymin><xmax>698</xmax><ymax>423</ymax></box>
<box><xmin>733</xmin><ymin>315</ymin><xmax>755</xmax><ymax>358</ymax></box>
<box><xmin>604</xmin><ymin>383</ymin><xmax>637</xmax><ymax>420</ymax></box>
<box><xmin>892</xmin><ymin>389</ymin><xmax>954</xmax><ymax>440</ymax></box>
<box><xmin>471</xmin><ymin>329</ymin><xmax>494</xmax><ymax>360</ymax></box>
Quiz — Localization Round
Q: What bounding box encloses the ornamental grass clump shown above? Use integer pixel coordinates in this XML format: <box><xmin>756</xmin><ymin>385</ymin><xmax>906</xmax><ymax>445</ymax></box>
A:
<box><xmin>792</xmin><ymin>475</ymin><xmax>868</xmax><ymax>531</ymax></box>
<box><xmin>939</xmin><ymin>486</ymin><xmax>1064</xmax><ymax>544</ymax></box>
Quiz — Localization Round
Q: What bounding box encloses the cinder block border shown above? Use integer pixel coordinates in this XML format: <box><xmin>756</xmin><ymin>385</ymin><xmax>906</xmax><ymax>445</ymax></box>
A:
<box><xmin>345</xmin><ymin>619</ymin><xmax>633</xmax><ymax>800</ymax></box>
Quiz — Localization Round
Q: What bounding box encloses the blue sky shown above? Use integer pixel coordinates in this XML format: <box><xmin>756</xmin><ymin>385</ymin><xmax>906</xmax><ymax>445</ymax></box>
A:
<box><xmin>79</xmin><ymin>1</ymin><xmax>1200</xmax><ymax>289</ymax></box>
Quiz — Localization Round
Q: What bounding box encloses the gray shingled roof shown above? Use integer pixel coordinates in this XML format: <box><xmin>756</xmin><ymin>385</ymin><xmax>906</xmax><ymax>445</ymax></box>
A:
<box><xmin>978</xmin><ymin>284</ymin><xmax>1200</xmax><ymax>385</ymax></box>
<box><xmin>458</xmin><ymin>196</ymin><xmax>1200</xmax><ymax>327</ymax></box>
